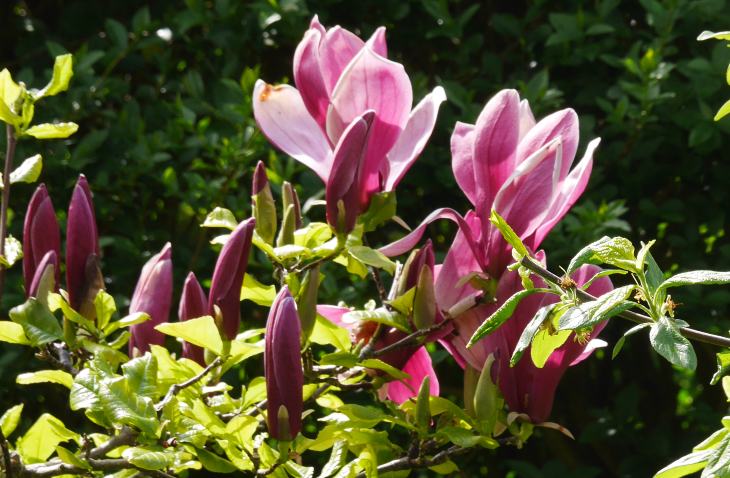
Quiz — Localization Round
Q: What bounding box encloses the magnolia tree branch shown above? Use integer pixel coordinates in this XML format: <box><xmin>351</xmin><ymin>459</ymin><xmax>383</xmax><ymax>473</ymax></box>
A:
<box><xmin>0</xmin><ymin>428</ymin><xmax>12</xmax><ymax>478</ymax></box>
<box><xmin>519</xmin><ymin>256</ymin><xmax>730</xmax><ymax>348</ymax></box>
<box><xmin>0</xmin><ymin>124</ymin><xmax>17</xmax><ymax>313</ymax></box>
<box><xmin>367</xmin><ymin>318</ymin><xmax>454</xmax><ymax>360</ymax></box>
<box><xmin>37</xmin><ymin>344</ymin><xmax>79</xmax><ymax>377</ymax></box>
<box><xmin>18</xmin><ymin>457</ymin><xmax>174</xmax><ymax>478</ymax></box>
<box><xmin>156</xmin><ymin>356</ymin><xmax>223</xmax><ymax>412</ymax></box>
<box><xmin>89</xmin><ymin>426</ymin><xmax>137</xmax><ymax>459</ymax></box>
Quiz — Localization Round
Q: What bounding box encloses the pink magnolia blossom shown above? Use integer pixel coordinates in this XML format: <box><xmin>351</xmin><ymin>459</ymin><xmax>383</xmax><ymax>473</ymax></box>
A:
<box><xmin>253</xmin><ymin>16</ymin><xmax>446</xmax><ymax>213</ymax></box>
<box><xmin>445</xmin><ymin>261</ymin><xmax>612</xmax><ymax>424</ymax></box>
<box><xmin>380</xmin><ymin>89</ymin><xmax>600</xmax><ymax>281</ymax></box>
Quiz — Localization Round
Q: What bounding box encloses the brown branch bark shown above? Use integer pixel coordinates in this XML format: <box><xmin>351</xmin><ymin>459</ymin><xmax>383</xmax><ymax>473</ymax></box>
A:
<box><xmin>0</xmin><ymin>124</ymin><xmax>17</xmax><ymax>313</ymax></box>
<box><xmin>155</xmin><ymin>356</ymin><xmax>222</xmax><ymax>412</ymax></box>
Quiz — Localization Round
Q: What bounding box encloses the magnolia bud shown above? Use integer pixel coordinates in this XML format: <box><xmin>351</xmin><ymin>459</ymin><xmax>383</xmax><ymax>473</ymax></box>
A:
<box><xmin>415</xmin><ymin>375</ymin><xmax>431</xmax><ymax>432</ymax></box>
<box><xmin>282</xmin><ymin>181</ymin><xmax>302</xmax><ymax>230</ymax></box>
<box><xmin>297</xmin><ymin>264</ymin><xmax>319</xmax><ymax>343</ymax></box>
<box><xmin>23</xmin><ymin>184</ymin><xmax>61</xmax><ymax>297</ymax></box>
<box><xmin>412</xmin><ymin>265</ymin><xmax>435</xmax><ymax>330</ymax></box>
<box><xmin>179</xmin><ymin>272</ymin><xmax>208</xmax><ymax>366</ymax></box>
<box><xmin>252</xmin><ymin>161</ymin><xmax>277</xmax><ymax>245</ymax></box>
<box><xmin>277</xmin><ymin>204</ymin><xmax>296</xmax><ymax>247</ymax></box>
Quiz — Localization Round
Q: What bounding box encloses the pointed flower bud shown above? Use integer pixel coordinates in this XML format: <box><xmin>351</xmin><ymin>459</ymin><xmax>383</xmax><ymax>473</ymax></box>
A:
<box><xmin>28</xmin><ymin>250</ymin><xmax>58</xmax><ymax>303</ymax></box>
<box><xmin>209</xmin><ymin>217</ymin><xmax>255</xmax><ymax>340</ymax></box>
<box><xmin>179</xmin><ymin>272</ymin><xmax>209</xmax><ymax>366</ymax></box>
<box><xmin>297</xmin><ymin>264</ymin><xmax>319</xmax><ymax>343</ymax></box>
<box><xmin>281</xmin><ymin>181</ymin><xmax>302</xmax><ymax>230</ymax></box>
<box><xmin>326</xmin><ymin>111</ymin><xmax>374</xmax><ymax>234</ymax></box>
<box><xmin>23</xmin><ymin>184</ymin><xmax>61</xmax><ymax>296</ymax></box>
<box><xmin>128</xmin><ymin>243</ymin><xmax>173</xmax><ymax>356</ymax></box>
<box><xmin>265</xmin><ymin>287</ymin><xmax>303</xmax><ymax>441</ymax></box>
<box><xmin>413</xmin><ymin>264</ymin><xmax>435</xmax><ymax>330</ymax></box>
<box><xmin>252</xmin><ymin>161</ymin><xmax>277</xmax><ymax>245</ymax></box>
<box><xmin>415</xmin><ymin>375</ymin><xmax>431</xmax><ymax>432</ymax></box>
<box><xmin>66</xmin><ymin>175</ymin><xmax>103</xmax><ymax>318</ymax></box>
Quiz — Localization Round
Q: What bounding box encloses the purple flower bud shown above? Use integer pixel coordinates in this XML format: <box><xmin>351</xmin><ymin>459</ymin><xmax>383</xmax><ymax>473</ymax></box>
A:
<box><xmin>179</xmin><ymin>272</ymin><xmax>208</xmax><ymax>366</ymax></box>
<box><xmin>325</xmin><ymin>111</ymin><xmax>374</xmax><ymax>234</ymax></box>
<box><xmin>208</xmin><ymin>217</ymin><xmax>255</xmax><ymax>340</ymax></box>
<box><xmin>265</xmin><ymin>287</ymin><xmax>302</xmax><ymax>441</ymax></box>
<box><xmin>282</xmin><ymin>182</ymin><xmax>302</xmax><ymax>230</ymax></box>
<box><xmin>66</xmin><ymin>175</ymin><xmax>103</xmax><ymax>317</ymax></box>
<box><xmin>128</xmin><ymin>243</ymin><xmax>173</xmax><ymax>356</ymax></box>
<box><xmin>23</xmin><ymin>185</ymin><xmax>61</xmax><ymax>296</ymax></box>
<box><xmin>252</xmin><ymin>161</ymin><xmax>269</xmax><ymax>197</ymax></box>
<box><xmin>28</xmin><ymin>250</ymin><xmax>58</xmax><ymax>300</ymax></box>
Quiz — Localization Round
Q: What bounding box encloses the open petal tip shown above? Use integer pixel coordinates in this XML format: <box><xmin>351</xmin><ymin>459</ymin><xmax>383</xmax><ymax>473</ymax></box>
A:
<box><xmin>366</xmin><ymin>26</ymin><xmax>388</xmax><ymax>58</ymax></box>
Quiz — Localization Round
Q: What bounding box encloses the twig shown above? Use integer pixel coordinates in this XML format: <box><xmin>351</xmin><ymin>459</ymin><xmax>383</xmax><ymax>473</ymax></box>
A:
<box><xmin>18</xmin><ymin>457</ymin><xmax>174</xmax><ymax>478</ymax></box>
<box><xmin>256</xmin><ymin>461</ymin><xmax>282</xmax><ymax>476</ymax></box>
<box><xmin>36</xmin><ymin>344</ymin><xmax>79</xmax><ymax>376</ymax></box>
<box><xmin>0</xmin><ymin>428</ymin><xmax>12</xmax><ymax>478</ymax></box>
<box><xmin>368</xmin><ymin>318</ymin><xmax>454</xmax><ymax>360</ymax></box>
<box><xmin>89</xmin><ymin>427</ymin><xmax>136</xmax><ymax>459</ymax></box>
<box><xmin>155</xmin><ymin>356</ymin><xmax>223</xmax><ymax>412</ymax></box>
<box><xmin>362</xmin><ymin>235</ymin><xmax>389</xmax><ymax>303</ymax></box>
<box><xmin>519</xmin><ymin>257</ymin><xmax>730</xmax><ymax>348</ymax></box>
<box><xmin>295</xmin><ymin>249</ymin><xmax>341</xmax><ymax>275</ymax></box>
<box><xmin>0</xmin><ymin>124</ymin><xmax>17</xmax><ymax>312</ymax></box>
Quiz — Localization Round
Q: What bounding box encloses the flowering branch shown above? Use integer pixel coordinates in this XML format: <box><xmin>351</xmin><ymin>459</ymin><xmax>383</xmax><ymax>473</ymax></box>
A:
<box><xmin>519</xmin><ymin>256</ymin><xmax>730</xmax><ymax>348</ymax></box>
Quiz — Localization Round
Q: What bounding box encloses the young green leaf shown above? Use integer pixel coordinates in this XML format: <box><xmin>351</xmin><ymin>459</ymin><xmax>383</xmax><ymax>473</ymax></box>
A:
<box><xmin>635</xmin><ymin>240</ymin><xmax>656</xmax><ymax>273</ymax></box>
<box><xmin>0</xmin><ymin>321</ymin><xmax>30</xmax><ymax>345</ymax></box>
<box><xmin>318</xmin><ymin>440</ymin><xmax>349</xmax><ymax>478</ymax></box>
<box><xmin>357</xmin><ymin>191</ymin><xmax>397</xmax><ymax>233</ymax></box>
<box><xmin>55</xmin><ymin>445</ymin><xmax>91</xmax><ymax>470</ymax></box>
<box><xmin>703</xmin><ymin>434</ymin><xmax>730</xmax><ymax>477</ymax></box>
<box><xmin>713</xmin><ymin>352</ymin><xmax>730</xmax><ymax>386</ymax></box>
<box><xmin>38</xmin><ymin>54</ymin><xmax>74</xmax><ymax>97</ymax></box>
<box><xmin>155</xmin><ymin>315</ymin><xmax>224</xmax><ymax>356</ymax></box>
<box><xmin>9</xmin><ymin>298</ymin><xmax>64</xmax><ymax>347</ymax></box>
<box><xmin>23</xmin><ymin>122</ymin><xmax>78</xmax><ymax>139</ymax></box>
<box><xmin>558</xmin><ymin>285</ymin><xmax>636</xmax><ymax>331</ymax></box>
<box><xmin>319</xmin><ymin>352</ymin><xmax>359</xmax><ymax>369</ymax></box>
<box><xmin>103</xmin><ymin>312</ymin><xmax>150</xmax><ymax>337</ymax></box>
<box><xmin>122</xmin><ymin>354</ymin><xmax>160</xmax><ymax>400</ymax></box>
<box><xmin>510</xmin><ymin>303</ymin><xmax>558</xmax><ymax>366</ymax></box>
<box><xmin>122</xmin><ymin>446</ymin><xmax>175</xmax><ymax>470</ymax></box>
<box><xmin>588</xmin><ymin>237</ymin><xmax>638</xmax><ymax>272</ymax></box>
<box><xmin>580</xmin><ymin>269</ymin><xmax>628</xmax><ymax>290</ymax></box>
<box><xmin>310</xmin><ymin>315</ymin><xmax>352</xmax><ymax>352</ymax></box>
<box><xmin>652</xmin><ymin>448</ymin><xmax>713</xmax><ymax>478</ymax></box>
<box><xmin>415</xmin><ymin>376</ymin><xmax>432</xmax><ymax>433</ymax></box>
<box><xmin>202</xmin><ymin>207</ymin><xmax>238</xmax><ymax>230</ymax></box>
<box><xmin>644</xmin><ymin>251</ymin><xmax>666</xmax><ymax>300</ymax></box>
<box><xmin>468</xmin><ymin>289</ymin><xmax>552</xmax><ymax>346</ymax></box>
<box><xmin>657</xmin><ymin>271</ymin><xmax>730</xmax><ymax>292</ymax></box>
<box><xmin>16</xmin><ymin>370</ymin><xmax>74</xmax><ymax>389</ymax></box>
<box><xmin>694</xmin><ymin>428</ymin><xmax>729</xmax><ymax>452</ymax></box>
<box><xmin>531</xmin><ymin>328</ymin><xmax>572</xmax><ymax>368</ymax></box>
<box><xmin>489</xmin><ymin>210</ymin><xmax>528</xmax><ymax>257</ymax></box>
<box><xmin>566</xmin><ymin>236</ymin><xmax>611</xmax><ymax>276</ymax></box>
<box><xmin>48</xmin><ymin>292</ymin><xmax>96</xmax><ymax>332</ymax></box>
<box><xmin>240</xmin><ymin>273</ymin><xmax>276</xmax><ymax>306</ymax></box>
<box><xmin>196</xmin><ymin>447</ymin><xmax>238</xmax><ymax>473</ymax></box>
<box><xmin>348</xmin><ymin>246</ymin><xmax>397</xmax><ymax>274</ymax></box>
<box><xmin>612</xmin><ymin>323</ymin><xmax>651</xmax><ymax>359</ymax></box>
<box><xmin>94</xmin><ymin>290</ymin><xmax>116</xmax><ymax>331</ymax></box>
<box><xmin>9</xmin><ymin>154</ymin><xmax>42</xmax><ymax>184</ymax></box>
<box><xmin>360</xmin><ymin>359</ymin><xmax>411</xmax><ymax>380</ymax></box>
<box><xmin>650</xmin><ymin>317</ymin><xmax>697</xmax><ymax>371</ymax></box>
<box><xmin>98</xmin><ymin>378</ymin><xmax>159</xmax><ymax>436</ymax></box>
<box><xmin>16</xmin><ymin>414</ymin><xmax>78</xmax><ymax>463</ymax></box>
<box><xmin>0</xmin><ymin>404</ymin><xmax>23</xmax><ymax>437</ymax></box>
<box><xmin>343</xmin><ymin>308</ymin><xmax>411</xmax><ymax>333</ymax></box>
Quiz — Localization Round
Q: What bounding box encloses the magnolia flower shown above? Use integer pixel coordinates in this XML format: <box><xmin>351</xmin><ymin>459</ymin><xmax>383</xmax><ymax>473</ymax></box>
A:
<box><xmin>23</xmin><ymin>184</ymin><xmax>60</xmax><ymax>296</ymax></box>
<box><xmin>179</xmin><ymin>272</ymin><xmax>208</xmax><ymax>366</ymax></box>
<box><xmin>208</xmin><ymin>218</ymin><xmax>255</xmax><ymax>340</ymax></box>
<box><xmin>265</xmin><ymin>287</ymin><xmax>303</xmax><ymax>441</ymax></box>
<box><xmin>446</xmin><ymin>261</ymin><xmax>612</xmax><ymax>424</ymax></box>
<box><xmin>66</xmin><ymin>175</ymin><xmax>103</xmax><ymax>319</ymax></box>
<box><xmin>380</xmin><ymin>89</ymin><xmax>600</xmax><ymax>281</ymax></box>
<box><xmin>253</xmin><ymin>15</ymin><xmax>446</xmax><ymax>213</ymax></box>
<box><xmin>128</xmin><ymin>243</ymin><xmax>173</xmax><ymax>357</ymax></box>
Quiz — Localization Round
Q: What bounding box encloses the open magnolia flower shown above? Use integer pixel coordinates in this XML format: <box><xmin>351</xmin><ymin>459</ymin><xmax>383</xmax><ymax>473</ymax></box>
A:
<box><xmin>253</xmin><ymin>16</ymin><xmax>446</xmax><ymax>216</ymax></box>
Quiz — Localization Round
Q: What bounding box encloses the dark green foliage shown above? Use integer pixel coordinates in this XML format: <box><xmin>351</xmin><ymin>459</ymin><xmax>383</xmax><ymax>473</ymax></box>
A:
<box><xmin>2</xmin><ymin>0</ymin><xmax>730</xmax><ymax>476</ymax></box>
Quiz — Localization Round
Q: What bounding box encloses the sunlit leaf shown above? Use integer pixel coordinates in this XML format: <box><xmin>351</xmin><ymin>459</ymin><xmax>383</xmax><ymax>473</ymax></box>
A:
<box><xmin>17</xmin><ymin>370</ymin><xmax>74</xmax><ymax>389</ymax></box>
<box><xmin>155</xmin><ymin>315</ymin><xmax>224</xmax><ymax>356</ymax></box>
<box><xmin>24</xmin><ymin>122</ymin><xmax>78</xmax><ymax>139</ymax></box>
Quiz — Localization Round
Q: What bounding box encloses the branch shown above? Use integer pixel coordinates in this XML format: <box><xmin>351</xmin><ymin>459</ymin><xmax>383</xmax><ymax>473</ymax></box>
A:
<box><xmin>256</xmin><ymin>461</ymin><xmax>282</xmax><ymax>476</ymax></box>
<box><xmin>89</xmin><ymin>426</ymin><xmax>136</xmax><ymax>459</ymax></box>
<box><xmin>36</xmin><ymin>344</ymin><xmax>79</xmax><ymax>377</ymax></box>
<box><xmin>18</xmin><ymin>457</ymin><xmax>174</xmax><ymax>478</ymax></box>
<box><xmin>155</xmin><ymin>356</ymin><xmax>223</xmax><ymax>412</ymax></box>
<box><xmin>0</xmin><ymin>428</ymin><xmax>11</xmax><ymax>478</ymax></box>
<box><xmin>519</xmin><ymin>257</ymin><xmax>730</xmax><ymax>348</ymax></box>
<box><xmin>352</xmin><ymin>444</ymin><xmax>471</xmax><ymax>478</ymax></box>
<box><xmin>367</xmin><ymin>318</ymin><xmax>453</xmax><ymax>360</ymax></box>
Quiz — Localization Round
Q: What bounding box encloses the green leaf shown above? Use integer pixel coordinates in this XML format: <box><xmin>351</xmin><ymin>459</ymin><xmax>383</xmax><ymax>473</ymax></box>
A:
<box><xmin>39</xmin><ymin>54</ymin><xmax>74</xmax><ymax>97</ymax></box>
<box><xmin>95</xmin><ymin>290</ymin><xmax>116</xmax><ymax>331</ymax></box>
<box><xmin>2</xmin><ymin>234</ymin><xmax>22</xmax><ymax>267</ymax></box>
<box><xmin>23</xmin><ymin>122</ymin><xmax>78</xmax><ymax>139</ymax></box>
<box><xmin>358</xmin><ymin>191</ymin><xmax>397</xmax><ymax>233</ymax></box>
<box><xmin>510</xmin><ymin>304</ymin><xmax>558</xmax><ymax>366</ymax></box>
<box><xmin>566</xmin><ymin>237</ymin><xmax>612</xmax><ymax>276</ymax></box>
<box><xmin>98</xmin><ymin>378</ymin><xmax>159</xmax><ymax>436</ymax></box>
<box><xmin>203</xmin><ymin>207</ymin><xmax>238</xmax><ymax>230</ymax></box>
<box><xmin>155</xmin><ymin>315</ymin><xmax>224</xmax><ymax>356</ymax></box>
<box><xmin>70</xmin><ymin>368</ymin><xmax>101</xmax><ymax>411</ymax></box>
<box><xmin>558</xmin><ymin>285</ymin><xmax>636</xmax><ymax>331</ymax></box>
<box><xmin>698</xmin><ymin>30</ymin><xmax>730</xmax><ymax>41</ymax></box>
<box><xmin>635</xmin><ymin>240</ymin><xmax>656</xmax><ymax>272</ymax></box>
<box><xmin>218</xmin><ymin>439</ymin><xmax>254</xmax><ymax>471</ymax></box>
<box><xmin>489</xmin><ymin>210</ymin><xmax>528</xmax><ymax>257</ymax></box>
<box><xmin>0</xmin><ymin>321</ymin><xmax>30</xmax><ymax>345</ymax></box>
<box><xmin>531</xmin><ymin>328</ymin><xmax>572</xmax><ymax>368</ymax></box>
<box><xmin>713</xmin><ymin>352</ymin><xmax>730</xmax><ymax>386</ymax></box>
<box><xmin>80</xmin><ymin>340</ymin><xmax>129</xmax><ymax>367</ymax></box>
<box><xmin>17</xmin><ymin>370</ymin><xmax>74</xmax><ymax>389</ymax></box>
<box><xmin>225</xmin><ymin>415</ymin><xmax>258</xmax><ymax>447</ymax></box>
<box><xmin>650</xmin><ymin>317</ymin><xmax>697</xmax><ymax>371</ymax></box>
<box><xmin>645</xmin><ymin>251</ymin><xmax>666</xmax><ymax>301</ymax></box>
<box><xmin>430</xmin><ymin>460</ymin><xmax>460</xmax><ymax>474</ymax></box>
<box><xmin>385</xmin><ymin>286</ymin><xmax>416</xmax><ymax>316</ymax></box>
<box><xmin>240</xmin><ymin>273</ymin><xmax>276</xmax><ymax>306</ymax></box>
<box><xmin>190</xmin><ymin>399</ymin><xmax>226</xmax><ymax>435</ymax></box>
<box><xmin>653</xmin><ymin>449</ymin><xmax>713</xmax><ymax>478</ymax></box>
<box><xmin>16</xmin><ymin>414</ymin><xmax>77</xmax><ymax>463</ymax></box>
<box><xmin>0</xmin><ymin>404</ymin><xmax>23</xmax><ymax>437</ymax></box>
<box><xmin>196</xmin><ymin>447</ymin><xmax>238</xmax><ymax>473</ymax></box>
<box><xmin>694</xmin><ymin>428</ymin><xmax>729</xmax><ymax>452</ymax></box>
<box><xmin>9</xmin><ymin>298</ymin><xmax>63</xmax><ymax>346</ymax></box>
<box><xmin>715</xmin><ymin>99</ymin><xmax>730</xmax><ymax>121</ymax></box>
<box><xmin>587</xmin><ymin>237</ymin><xmax>638</xmax><ymax>272</ymax></box>
<box><xmin>703</xmin><ymin>433</ymin><xmax>730</xmax><ymax>477</ymax></box>
<box><xmin>48</xmin><ymin>292</ymin><xmax>96</xmax><ymax>333</ymax></box>
<box><xmin>468</xmin><ymin>289</ymin><xmax>552</xmax><ymax>346</ymax></box>
<box><xmin>123</xmin><ymin>445</ymin><xmax>175</xmax><ymax>470</ymax></box>
<box><xmin>294</xmin><ymin>222</ymin><xmax>333</xmax><ymax>249</ymax></box>
<box><xmin>103</xmin><ymin>312</ymin><xmax>150</xmax><ymax>336</ymax></box>
<box><xmin>343</xmin><ymin>308</ymin><xmax>411</xmax><ymax>333</ymax></box>
<box><xmin>122</xmin><ymin>354</ymin><xmax>160</xmax><ymax>399</ymax></box>
<box><xmin>348</xmin><ymin>246</ymin><xmax>396</xmax><ymax>274</ymax></box>
<box><xmin>55</xmin><ymin>445</ymin><xmax>91</xmax><ymax>470</ymax></box>
<box><xmin>9</xmin><ymin>154</ymin><xmax>42</xmax><ymax>184</ymax></box>
<box><xmin>612</xmin><ymin>323</ymin><xmax>651</xmax><ymax>359</ymax></box>
<box><xmin>285</xmin><ymin>461</ymin><xmax>315</xmax><ymax>478</ymax></box>
<box><xmin>580</xmin><ymin>269</ymin><xmax>628</xmax><ymax>291</ymax></box>
<box><xmin>360</xmin><ymin>359</ymin><xmax>411</xmax><ymax>380</ymax></box>
<box><xmin>311</xmin><ymin>314</ymin><xmax>352</xmax><ymax>352</ymax></box>
<box><xmin>436</xmin><ymin>427</ymin><xmax>497</xmax><ymax>449</ymax></box>
<box><xmin>318</xmin><ymin>440</ymin><xmax>348</xmax><ymax>478</ymax></box>
<box><xmin>320</xmin><ymin>352</ymin><xmax>359</xmax><ymax>369</ymax></box>
<box><xmin>657</xmin><ymin>271</ymin><xmax>730</xmax><ymax>292</ymax></box>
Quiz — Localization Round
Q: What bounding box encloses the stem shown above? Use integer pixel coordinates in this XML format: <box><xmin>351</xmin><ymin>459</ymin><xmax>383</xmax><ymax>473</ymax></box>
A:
<box><xmin>520</xmin><ymin>257</ymin><xmax>730</xmax><ymax>349</ymax></box>
<box><xmin>0</xmin><ymin>124</ymin><xmax>17</xmax><ymax>313</ymax></box>
<box><xmin>367</xmin><ymin>318</ymin><xmax>453</xmax><ymax>360</ymax></box>
<box><xmin>0</xmin><ymin>428</ymin><xmax>12</xmax><ymax>478</ymax></box>
<box><xmin>155</xmin><ymin>356</ymin><xmax>222</xmax><ymax>412</ymax></box>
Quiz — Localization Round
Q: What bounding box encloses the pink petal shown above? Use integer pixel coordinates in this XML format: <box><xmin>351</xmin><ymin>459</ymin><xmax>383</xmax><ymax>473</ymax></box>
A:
<box><xmin>309</xmin><ymin>15</ymin><xmax>326</xmax><ymax>36</ymax></box>
<box><xmin>387</xmin><ymin>346</ymin><xmax>439</xmax><ymax>404</ymax></box>
<box><xmin>253</xmin><ymin>80</ymin><xmax>333</xmax><ymax>182</ymax></box>
<box><xmin>438</xmin><ymin>335</ymin><xmax>467</xmax><ymax>369</ymax></box>
<box><xmin>451</xmin><ymin>122</ymin><xmax>477</xmax><ymax>207</ymax></box>
<box><xmin>517</xmin><ymin>108</ymin><xmax>579</xmax><ymax>184</ymax></box>
<box><xmin>328</xmin><ymin>47</ymin><xmax>412</xmax><ymax>210</ymax></box>
<box><xmin>530</xmin><ymin>138</ymin><xmax>600</xmax><ymax>248</ymax></box>
<box><xmin>385</xmin><ymin>86</ymin><xmax>447</xmax><ymax>191</ymax></box>
<box><xmin>294</xmin><ymin>27</ymin><xmax>330</xmax><ymax>133</ymax></box>
<box><xmin>518</xmin><ymin>99</ymin><xmax>536</xmax><ymax>143</ymax></box>
<box><xmin>570</xmin><ymin>339</ymin><xmax>607</xmax><ymax>366</ymax></box>
<box><xmin>379</xmin><ymin>208</ymin><xmax>483</xmax><ymax>266</ymax></box>
<box><xmin>434</xmin><ymin>211</ymin><xmax>482</xmax><ymax>312</ymax></box>
<box><xmin>365</xmin><ymin>27</ymin><xmax>388</xmax><ymax>58</ymax></box>
<box><xmin>472</xmin><ymin>89</ymin><xmax>520</xmax><ymax>219</ymax></box>
<box><xmin>320</xmin><ymin>26</ymin><xmax>365</xmax><ymax>96</ymax></box>
<box><xmin>316</xmin><ymin>305</ymin><xmax>351</xmax><ymax>328</ymax></box>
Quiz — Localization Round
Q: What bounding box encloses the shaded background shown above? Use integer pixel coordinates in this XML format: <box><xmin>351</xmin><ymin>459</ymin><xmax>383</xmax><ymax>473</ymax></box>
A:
<box><xmin>1</xmin><ymin>0</ymin><xmax>730</xmax><ymax>476</ymax></box>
